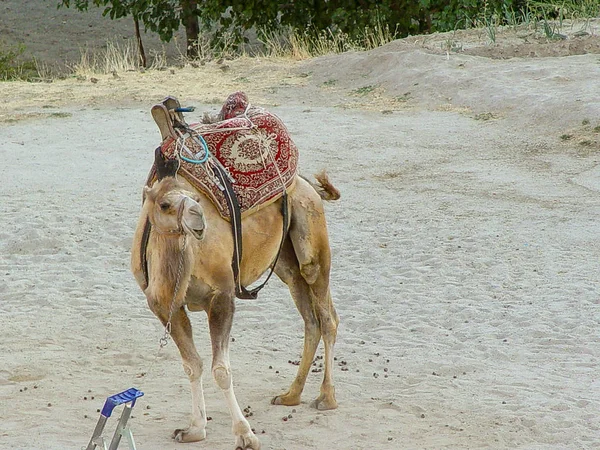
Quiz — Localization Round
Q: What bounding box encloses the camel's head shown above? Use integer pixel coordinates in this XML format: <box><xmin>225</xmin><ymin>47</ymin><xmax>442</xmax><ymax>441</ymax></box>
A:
<box><xmin>144</xmin><ymin>149</ymin><xmax>206</xmax><ymax>240</ymax></box>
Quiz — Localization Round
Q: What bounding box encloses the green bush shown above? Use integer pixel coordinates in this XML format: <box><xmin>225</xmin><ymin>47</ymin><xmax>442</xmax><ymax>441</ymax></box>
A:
<box><xmin>0</xmin><ymin>44</ymin><xmax>38</xmax><ymax>81</ymax></box>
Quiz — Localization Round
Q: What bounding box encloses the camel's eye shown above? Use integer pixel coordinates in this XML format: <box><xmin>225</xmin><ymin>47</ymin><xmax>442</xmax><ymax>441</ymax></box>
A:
<box><xmin>159</xmin><ymin>201</ymin><xmax>171</xmax><ymax>211</ymax></box>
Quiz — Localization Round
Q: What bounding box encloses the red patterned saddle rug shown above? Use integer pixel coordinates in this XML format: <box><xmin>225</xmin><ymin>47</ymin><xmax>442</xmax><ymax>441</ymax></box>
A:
<box><xmin>155</xmin><ymin>99</ymin><xmax>298</xmax><ymax>221</ymax></box>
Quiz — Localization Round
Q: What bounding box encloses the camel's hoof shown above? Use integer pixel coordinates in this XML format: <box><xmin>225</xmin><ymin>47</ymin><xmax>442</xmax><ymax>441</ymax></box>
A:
<box><xmin>172</xmin><ymin>426</ymin><xmax>206</xmax><ymax>443</ymax></box>
<box><xmin>235</xmin><ymin>431</ymin><xmax>261</xmax><ymax>450</ymax></box>
<box><xmin>271</xmin><ymin>392</ymin><xmax>301</xmax><ymax>406</ymax></box>
<box><xmin>310</xmin><ymin>393</ymin><xmax>338</xmax><ymax>411</ymax></box>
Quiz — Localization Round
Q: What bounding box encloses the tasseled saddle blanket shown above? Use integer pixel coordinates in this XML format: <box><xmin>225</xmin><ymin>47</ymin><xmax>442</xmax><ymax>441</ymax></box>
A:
<box><xmin>147</xmin><ymin>92</ymin><xmax>298</xmax><ymax>220</ymax></box>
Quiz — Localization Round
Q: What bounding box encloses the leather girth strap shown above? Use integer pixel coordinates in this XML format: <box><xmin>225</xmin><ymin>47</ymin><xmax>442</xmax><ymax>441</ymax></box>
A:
<box><xmin>140</xmin><ymin>140</ymin><xmax>290</xmax><ymax>299</ymax></box>
<box><xmin>142</xmin><ymin>95</ymin><xmax>289</xmax><ymax>298</ymax></box>
<box><xmin>211</xmin><ymin>163</ymin><xmax>289</xmax><ymax>299</ymax></box>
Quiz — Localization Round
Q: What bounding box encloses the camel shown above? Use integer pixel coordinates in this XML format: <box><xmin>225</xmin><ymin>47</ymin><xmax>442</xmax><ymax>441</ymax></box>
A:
<box><xmin>130</xmin><ymin>141</ymin><xmax>340</xmax><ymax>448</ymax></box>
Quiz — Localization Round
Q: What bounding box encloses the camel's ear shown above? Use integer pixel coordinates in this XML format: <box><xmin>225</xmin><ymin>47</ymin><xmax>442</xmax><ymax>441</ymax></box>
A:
<box><xmin>143</xmin><ymin>185</ymin><xmax>152</xmax><ymax>201</ymax></box>
<box><xmin>155</xmin><ymin>146</ymin><xmax>180</xmax><ymax>180</ymax></box>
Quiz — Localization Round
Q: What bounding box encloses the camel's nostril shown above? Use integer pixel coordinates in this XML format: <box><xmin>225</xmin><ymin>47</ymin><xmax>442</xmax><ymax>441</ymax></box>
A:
<box><xmin>192</xmin><ymin>228</ymin><xmax>205</xmax><ymax>240</ymax></box>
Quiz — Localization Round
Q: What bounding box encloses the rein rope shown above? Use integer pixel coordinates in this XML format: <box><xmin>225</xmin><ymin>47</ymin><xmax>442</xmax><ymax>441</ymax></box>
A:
<box><xmin>159</xmin><ymin>233</ymin><xmax>188</xmax><ymax>348</ymax></box>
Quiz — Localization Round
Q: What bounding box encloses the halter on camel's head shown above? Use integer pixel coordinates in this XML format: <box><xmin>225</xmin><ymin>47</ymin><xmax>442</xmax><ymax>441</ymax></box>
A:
<box><xmin>144</xmin><ymin>148</ymin><xmax>206</xmax><ymax>241</ymax></box>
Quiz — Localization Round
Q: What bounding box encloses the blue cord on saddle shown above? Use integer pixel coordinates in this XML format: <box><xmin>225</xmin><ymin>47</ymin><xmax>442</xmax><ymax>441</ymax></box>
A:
<box><xmin>179</xmin><ymin>132</ymin><xmax>210</xmax><ymax>164</ymax></box>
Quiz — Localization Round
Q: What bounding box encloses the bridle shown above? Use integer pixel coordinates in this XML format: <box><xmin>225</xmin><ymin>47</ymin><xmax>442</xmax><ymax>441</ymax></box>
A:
<box><xmin>150</xmin><ymin>193</ymin><xmax>189</xmax><ymax>236</ymax></box>
<box><xmin>140</xmin><ymin>191</ymin><xmax>190</xmax><ymax>348</ymax></box>
<box><xmin>140</xmin><ymin>191</ymin><xmax>190</xmax><ymax>291</ymax></box>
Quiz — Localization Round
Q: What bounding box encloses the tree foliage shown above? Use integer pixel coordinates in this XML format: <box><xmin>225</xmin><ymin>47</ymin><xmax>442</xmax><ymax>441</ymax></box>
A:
<box><xmin>58</xmin><ymin>0</ymin><xmax>200</xmax><ymax>59</ymax></box>
<box><xmin>60</xmin><ymin>1</ymin><xmax>570</xmax><ymax>55</ymax></box>
<box><xmin>59</xmin><ymin>1</ymin><xmax>178</xmax><ymax>41</ymax></box>
<box><xmin>196</xmin><ymin>0</ymin><xmax>530</xmax><ymax>41</ymax></box>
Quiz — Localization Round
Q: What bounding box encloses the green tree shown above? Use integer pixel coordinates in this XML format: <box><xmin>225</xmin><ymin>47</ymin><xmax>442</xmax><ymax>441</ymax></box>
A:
<box><xmin>59</xmin><ymin>0</ymin><xmax>534</xmax><ymax>63</ymax></box>
<box><xmin>58</xmin><ymin>0</ymin><xmax>201</xmax><ymax>63</ymax></box>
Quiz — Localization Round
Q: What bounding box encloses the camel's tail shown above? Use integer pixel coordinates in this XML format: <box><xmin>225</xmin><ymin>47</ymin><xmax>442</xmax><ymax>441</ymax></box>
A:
<box><xmin>304</xmin><ymin>170</ymin><xmax>341</xmax><ymax>201</ymax></box>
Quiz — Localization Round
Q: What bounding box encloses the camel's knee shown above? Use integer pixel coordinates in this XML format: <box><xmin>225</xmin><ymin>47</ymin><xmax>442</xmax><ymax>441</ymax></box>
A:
<box><xmin>317</xmin><ymin>305</ymin><xmax>338</xmax><ymax>337</ymax></box>
<box><xmin>183</xmin><ymin>360</ymin><xmax>203</xmax><ymax>382</ymax></box>
<box><xmin>300</xmin><ymin>260</ymin><xmax>320</xmax><ymax>285</ymax></box>
<box><xmin>304</xmin><ymin>314</ymin><xmax>320</xmax><ymax>337</ymax></box>
<box><xmin>320</xmin><ymin>318</ymin><xmax>337</xmax><ymax>340</ymax></box>
<box><xmin>212</xmin><ymin>365</ymin><xmax>232</xmax><ymax>390</ymax></box>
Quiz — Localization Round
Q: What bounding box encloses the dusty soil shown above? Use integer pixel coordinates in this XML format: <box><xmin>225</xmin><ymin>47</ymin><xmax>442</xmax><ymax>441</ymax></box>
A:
<box><xmin>1</xmin><ymin>2</ymin><xmax>600</xmax><ymax>449</ymax></box>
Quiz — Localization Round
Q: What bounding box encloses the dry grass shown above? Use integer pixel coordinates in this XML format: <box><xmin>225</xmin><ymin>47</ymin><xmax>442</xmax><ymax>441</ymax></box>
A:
<box><xmin>257</xmin><ymin>23</ymin><xmax>397</xmax><ymax>60</ymax></box>
<box><xmin>71</xmin><ymin>40</ymin><xmax>140</xmax><ymax>75</ymax></box>
<box><xmin>0</xmin><ymin>55</ymin><xmax>302</xmax><ymax>119</ymax></box>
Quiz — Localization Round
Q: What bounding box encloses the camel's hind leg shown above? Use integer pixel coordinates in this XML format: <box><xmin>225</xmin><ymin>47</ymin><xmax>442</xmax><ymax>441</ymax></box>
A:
<box><xmin>273</xmin><ymin>182</ymin><xmax>339</xmax><ymax>410</ymax></box>
<box><xmin>148</xmin><ymin>303</ymin><xmax>207</xmax><ymax>442</ymax></box>
<box><xmin>273</xmin><ymin>238</ymin><xmax>323</xmax><ymax>407</ymax></box>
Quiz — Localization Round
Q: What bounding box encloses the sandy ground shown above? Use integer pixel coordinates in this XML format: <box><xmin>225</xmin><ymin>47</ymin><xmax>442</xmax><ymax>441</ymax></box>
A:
<box><xmin>1</xmin><ymin>3</ymin><xmax>600</xmax><ymax>450</ymax></box>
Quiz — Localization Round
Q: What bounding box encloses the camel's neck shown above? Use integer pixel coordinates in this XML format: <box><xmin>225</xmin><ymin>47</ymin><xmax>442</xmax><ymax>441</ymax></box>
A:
<box><xmin>147</xmin><ymin>232</ymin><xmax>194</xmax><ymax>303</ymax></box>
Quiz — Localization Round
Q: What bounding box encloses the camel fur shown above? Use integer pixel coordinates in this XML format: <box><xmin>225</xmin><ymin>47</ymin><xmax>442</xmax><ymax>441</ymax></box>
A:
<box><xmin>130</xmin><ymin>151</ymin><xmax>340</xmax><ymax>450</ymax></box>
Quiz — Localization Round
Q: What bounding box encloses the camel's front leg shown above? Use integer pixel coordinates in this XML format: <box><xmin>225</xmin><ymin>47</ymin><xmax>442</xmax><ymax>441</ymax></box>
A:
<box><xmin>152</xmin><ymin>304</ymin><xmax>207</xmax><ymax>442</ymax></box>
<box><xmin>208</xmin><ymin>291</ymin><xmax>260</xmax><ymax>450</ymax></box>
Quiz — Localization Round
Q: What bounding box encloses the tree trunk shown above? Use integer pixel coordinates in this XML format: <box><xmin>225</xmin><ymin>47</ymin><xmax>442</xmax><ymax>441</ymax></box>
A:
<box><xmin>180</xmin><ymin>0</ymin><xmax>200</xmax><ymax>58</ymax></box>
<box><xmin>134</xmin><ymin>16</ymin><xmax>147</xmax><ymax>68</ymax></box>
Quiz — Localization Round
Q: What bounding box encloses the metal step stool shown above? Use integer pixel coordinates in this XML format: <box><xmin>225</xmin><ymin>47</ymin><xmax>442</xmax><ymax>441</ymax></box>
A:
<box><xmin>86</xmin><ymin>387</ymin><xmax>144</xmax><ymax>450</ymax></box>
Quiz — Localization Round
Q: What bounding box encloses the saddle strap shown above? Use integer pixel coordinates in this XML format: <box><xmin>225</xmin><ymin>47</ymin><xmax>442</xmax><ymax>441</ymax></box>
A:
<box><xmin>211</xmin><ymin>163</ymin><xmax>289</xmax><ymax>300</ymax></box>
<box><xmin>141</xmin><ymin>217</ymin><xmax>152</xmax><ymax>290</ymax></box>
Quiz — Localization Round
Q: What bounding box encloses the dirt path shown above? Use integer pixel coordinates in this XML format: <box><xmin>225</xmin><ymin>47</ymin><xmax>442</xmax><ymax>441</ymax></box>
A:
<box><xmin>1</xmin><ymin>5</ymin><xmax>600</xmax><ymax>449</ymax></box>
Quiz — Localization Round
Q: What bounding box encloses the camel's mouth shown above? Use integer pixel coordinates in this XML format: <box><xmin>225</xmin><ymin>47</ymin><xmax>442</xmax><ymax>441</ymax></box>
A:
<box><xmin>182</xmin><ymin>207</ymin><xmax>206</xmax><ymax>241</ymax></box>
<box><xmin>188</xmin><ymin>227</ymin><xmax>205</xmax><ymax>241</ymax></box>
